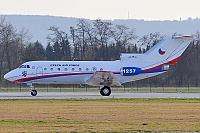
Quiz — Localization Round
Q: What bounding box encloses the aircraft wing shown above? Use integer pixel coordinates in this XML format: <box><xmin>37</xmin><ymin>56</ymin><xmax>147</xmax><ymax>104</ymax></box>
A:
<box><xmin>86</xmin><ymin>71</ymin><xmax>122</xmax><ymax>87</ymax></box>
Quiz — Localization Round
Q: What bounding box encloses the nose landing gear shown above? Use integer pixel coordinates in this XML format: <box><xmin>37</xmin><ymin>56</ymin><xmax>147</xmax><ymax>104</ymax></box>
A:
<box><xmin>28</xmin><ymin>83</ymin><xmax>38</xmax><ymax>96</ymax></box>
<box><xmin>31</xmin><ymin>90</ymin><xmax>37</xmax><ymax>96</ymax></box>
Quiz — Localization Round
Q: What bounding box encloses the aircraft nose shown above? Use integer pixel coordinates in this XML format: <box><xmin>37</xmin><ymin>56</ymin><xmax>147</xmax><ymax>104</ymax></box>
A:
<box><xmin>4</xmin><ymin>71</ymin><xmax>12</xmax><ymax>81</ymax></box>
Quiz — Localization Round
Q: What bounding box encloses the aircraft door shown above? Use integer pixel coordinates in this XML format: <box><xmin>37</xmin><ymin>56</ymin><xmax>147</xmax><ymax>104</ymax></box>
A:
<box><xmin>36</xmin><ymin>67</ymin><xmax>43</xmax><ymax>76</ymax></box>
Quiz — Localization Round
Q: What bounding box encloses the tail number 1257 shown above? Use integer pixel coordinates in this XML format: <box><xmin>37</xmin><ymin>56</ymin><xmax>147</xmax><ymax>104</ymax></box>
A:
<box><xmin>121</xmin><ymin>67</ymin><xmax>142</xmax><ymax>76</ymax></box>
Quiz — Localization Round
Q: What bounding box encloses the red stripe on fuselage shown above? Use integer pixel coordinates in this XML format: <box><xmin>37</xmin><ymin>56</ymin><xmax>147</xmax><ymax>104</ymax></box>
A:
<box><xmin>14</xmin><ymin>71</ymin><xmax>121</xmax><ymax>83</ymax></box>
<box><xmin>142</xmin><ymin>56</ymin><xmax>180</xmax><ymax>72</ymax></box>
<box><xmin>142</xmin><ymin>65</ymin><xmax>162</xmax><ymax>73</ymax></box>
<box><xmin>165</xmin><ymin>56</ymin><xmax>180</xmax><ymax>65</ymax></box>
<box><xmin>14</xmin><ymin>72</ymin><xmax>94</xmax><ymax>83</ymax></box>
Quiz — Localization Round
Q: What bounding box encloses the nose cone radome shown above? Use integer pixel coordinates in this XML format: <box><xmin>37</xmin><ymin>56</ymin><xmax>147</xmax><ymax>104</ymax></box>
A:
<box><xmin>4</xmin><ymin>71</ymin><xmax>13</xmax><ymax>81</ymax></box>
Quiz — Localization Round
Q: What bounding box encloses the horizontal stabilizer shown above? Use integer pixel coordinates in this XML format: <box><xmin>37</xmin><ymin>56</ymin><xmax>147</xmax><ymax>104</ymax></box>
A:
<box><xmin>172</xmin><ymin>35</ymin><xmax>193</xmax><ymax>39</ymax></box>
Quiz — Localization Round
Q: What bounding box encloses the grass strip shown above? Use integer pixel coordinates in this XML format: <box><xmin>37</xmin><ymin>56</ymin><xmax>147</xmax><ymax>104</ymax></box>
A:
<box><xmin>0</xmin><ymin>98</ymin><xmax>200</xmax><ymax>132</ymax></box>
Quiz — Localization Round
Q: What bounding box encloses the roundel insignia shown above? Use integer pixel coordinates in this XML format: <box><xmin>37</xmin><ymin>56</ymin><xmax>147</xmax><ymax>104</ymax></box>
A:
<box><xmin>158</xmin><ymin>48</ymin><xmax>165</xmax><ymax>55</ymax></box>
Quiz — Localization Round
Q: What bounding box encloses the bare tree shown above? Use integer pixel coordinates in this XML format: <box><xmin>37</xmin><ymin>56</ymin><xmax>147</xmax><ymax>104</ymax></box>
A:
<box><xmin>192</xmin><ymin>30</ymin><xmax>200</xmax><ymax>86</ymax></box>
<box><xmin>47</xmin><ymin>26</ymin><xmax>71</xmax><ymax>60</ymax></box>
<box><xmin>0</xmin><ymin>17</ymin><xmax>31</xmax><ymax>86</ymax></box>
<box><xmin>93</xmin><ymin>19</ymin><xmax>112</xmax><ymax>60</ymax></box>
<box><xmin>137</xmin><ymin>32</ymin><xmax>164</xmax><ymax>52</ymax></box>
<box><xmin>70</xmin><ymin>19</ymin><xmax>98</xmax><ymax>60</ymax></box>
<box><xmin>17</xmin><ymin>27</ymin><xmax>32</xmax><ymax>64</ymax></box>
<box><xmin>110</xmin><ymin>24</ymin><xmax>137</xmax><ymax>58</ymax></box>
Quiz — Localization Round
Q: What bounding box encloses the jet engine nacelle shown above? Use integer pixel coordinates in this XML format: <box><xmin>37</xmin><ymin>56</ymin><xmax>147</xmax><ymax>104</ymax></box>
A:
<box><xmin>162</xmin><ymin>64</ymin><xmax>170</xmax><ymax>71</ymax></box>
<box><xmin>121</xmin><ymin>67</ymin><xmax>142</xmax><ymax>76</ymax></box>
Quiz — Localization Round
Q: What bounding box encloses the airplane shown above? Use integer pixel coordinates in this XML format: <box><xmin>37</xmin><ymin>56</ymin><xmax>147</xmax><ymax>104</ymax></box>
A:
<box><xmin>4</xmin><ymin>35</ymin><xmax>193</xmax><ymax>96</ymax></box>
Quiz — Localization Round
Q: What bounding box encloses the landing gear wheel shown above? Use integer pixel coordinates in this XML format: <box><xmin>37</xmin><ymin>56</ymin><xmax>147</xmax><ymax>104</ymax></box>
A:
<box><xmin>31</xmin><ymin>90</ymin><xmax>37</xmax><ymax>96</ymax></box>
<box><xmin>100</xmin><ymin>86</ymin><xmax>111</xmax><ymax>96</ymax></box>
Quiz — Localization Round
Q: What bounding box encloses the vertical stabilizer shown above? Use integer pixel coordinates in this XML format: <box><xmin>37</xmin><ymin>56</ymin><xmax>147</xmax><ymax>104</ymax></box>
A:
<box><xmin>144</xmin><ymin>35</ymin><xmax>193</xmax><ymax>64</ymax></box>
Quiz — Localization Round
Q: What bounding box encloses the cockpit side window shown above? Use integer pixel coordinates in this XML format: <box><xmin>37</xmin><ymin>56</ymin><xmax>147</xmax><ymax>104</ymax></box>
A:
<box><xmin>18</xmin><ymin>65</ymin><xmax>31</xmax><ymax>69</ymax></box>
<box><xmin>19</xmin><ymin>65</ymin><xmax>25</xmax><ymax>68</ymax></box>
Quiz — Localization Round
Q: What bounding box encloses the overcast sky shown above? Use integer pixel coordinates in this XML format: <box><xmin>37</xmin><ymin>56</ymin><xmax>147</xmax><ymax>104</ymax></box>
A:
<box><xmin>0</xmin><ymin>0</ymin><xmax>200</xmax><ymax>20</ymax></box>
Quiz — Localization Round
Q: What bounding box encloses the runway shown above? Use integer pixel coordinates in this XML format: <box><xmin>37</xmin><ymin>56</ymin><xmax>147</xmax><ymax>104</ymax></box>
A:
<box><xmin>0</xmin><ymin>92</ymin><xmax>199</xmax><ymax>99</ymax></box>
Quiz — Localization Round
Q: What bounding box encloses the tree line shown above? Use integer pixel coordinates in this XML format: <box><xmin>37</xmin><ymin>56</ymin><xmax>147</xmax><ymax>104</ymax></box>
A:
<box><xmin>0</xmin><ymin>17</ymin><xmax>200</xmax><ymax>87</ymax></box>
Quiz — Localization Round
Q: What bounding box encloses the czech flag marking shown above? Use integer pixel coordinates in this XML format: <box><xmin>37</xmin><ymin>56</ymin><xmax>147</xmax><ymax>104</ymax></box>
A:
<box><xmin>158</xmin><ymin>48</ymin><xmax>165</xmax><ymax>55</ymax></box>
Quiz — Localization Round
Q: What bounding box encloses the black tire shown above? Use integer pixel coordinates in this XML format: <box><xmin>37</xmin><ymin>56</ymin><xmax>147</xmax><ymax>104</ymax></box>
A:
<box><xmin>31</xmin><ymin>90</ymin><xmax>37</xmax><ymax>96</ymax></box>
<box><xmin>100</xmin><ymin>86</ymin><xmax>111</xmax><ymax>96</ymax></box>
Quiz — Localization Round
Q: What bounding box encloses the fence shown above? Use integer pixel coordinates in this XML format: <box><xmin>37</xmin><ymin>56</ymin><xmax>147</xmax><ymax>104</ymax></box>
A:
<box><xmin>1</xmin><ymin>83</ymin><xmax>200</xmax><ymax>93</ymax></box>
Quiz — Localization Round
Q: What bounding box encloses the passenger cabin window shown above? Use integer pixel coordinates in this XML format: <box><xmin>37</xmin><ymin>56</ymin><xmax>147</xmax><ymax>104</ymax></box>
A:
<box><xmin>93</xmin><ymin>67</ymin><xmax>97</xmax><ymax>71</ymax></box>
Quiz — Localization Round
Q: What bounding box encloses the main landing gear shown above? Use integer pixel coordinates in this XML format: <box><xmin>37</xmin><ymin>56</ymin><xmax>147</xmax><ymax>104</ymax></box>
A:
<box><xmin>28</xmin><ymin>83</ymin><xmax>37</xmax><ymax>96</ymax></box>
<box><xmin>100</xmin><ymin>86</ymin><xmax>111</xmax><ymax>96</ymax></box>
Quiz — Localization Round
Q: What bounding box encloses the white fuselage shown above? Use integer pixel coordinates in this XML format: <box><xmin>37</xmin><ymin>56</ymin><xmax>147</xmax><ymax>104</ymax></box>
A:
<box><xmin>4</xmin><ymin>60</ymin><xmax>165</xmax><ymax>86</ymax></box>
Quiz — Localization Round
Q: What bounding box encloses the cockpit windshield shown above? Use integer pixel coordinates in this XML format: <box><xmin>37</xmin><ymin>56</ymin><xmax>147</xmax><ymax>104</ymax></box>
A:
<box><xmin>18</xmin><ymin>65</ymin><xmax>30</xmax><ymax>69</ymax></box>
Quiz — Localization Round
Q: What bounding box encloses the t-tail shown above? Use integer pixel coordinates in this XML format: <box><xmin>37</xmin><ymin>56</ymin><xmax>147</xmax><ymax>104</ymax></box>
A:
<box><xmin>120</xmin><ymin>35</ymin><xmax>193</xmax><ymax>67</ymax></box>
<box><xmin>145</xmin><ymin>35</ymin><xmax>193</xmax><ymax>65</ymax></box>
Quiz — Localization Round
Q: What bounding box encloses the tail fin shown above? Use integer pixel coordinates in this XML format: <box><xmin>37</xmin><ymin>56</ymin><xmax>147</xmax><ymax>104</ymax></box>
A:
<box><xmin>144</xmin><ymin>35</ymin><xmax>193</xmax><ymax>64</ymax></box>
